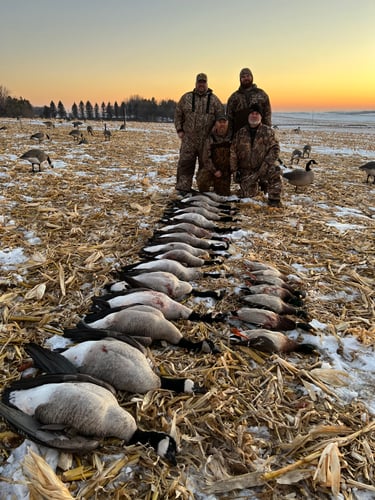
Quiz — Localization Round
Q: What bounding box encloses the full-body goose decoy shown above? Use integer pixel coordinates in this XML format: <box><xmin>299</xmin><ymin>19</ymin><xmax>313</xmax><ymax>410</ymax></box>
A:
<box><xmin>104</xmin><ymin>123</ymin><xmax>111</xmax><ymax>141</ymax></box>
<box><xmin>68</xmin><ymin>129</ymin><xmax>82</xmax><ymax>141</ymax></box>
<box><xmin>282</xmin><ymin>159</ymin><xmax>317</xmax><ymax>191</ymax></box>
<box><xmin>30</xmin><ymin>132</ymin><xmax>50</xmax><ymax>143</ymax></box>
<box><xmin>2</xmin><ymin>374</ymin><xmax>177</xmax><ymax>462</ymax></box>
<box><xmin>69</xmin><ymin>305</ymin><xmax>220</xmax><ymax>353</ymax></box>
<box><xmin>230</xmin><ymin>328</ymin><xmax>316</xmax><ymax>354</ymax></box>
<box><xmin>359</xmin><ymin>161</ymin><xmax>375</xmax><ymax>184</ymax></box>
<box><xmin>303</xmin><ymin>144</ymin><xmax>311</xmax><ymax>158</ymax></box>
<box><xmin>230</xmin><ymin>307</ymin><xmax>313</xmax><ymax>331</ymax></box>
<box><xmin>19</xmin><ymin>149</ymin><xmax>53</xmax><ymax>173</ymax></box>
<box><xmin>290</xmin><ymin>149</ymin><xmax>303</xmax><ymax>164</ymax></box>
<box><xmin>25</xmin><ymin>341</ymin><xmax>203</xmax><ymax>394</ymax></box>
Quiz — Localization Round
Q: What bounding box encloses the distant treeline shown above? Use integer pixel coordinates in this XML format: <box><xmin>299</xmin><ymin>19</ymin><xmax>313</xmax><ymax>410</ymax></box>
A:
<box><xmin>0</xmin><ymin>86</ymin><xmax>177</xmax><ymax>122</ymax></box>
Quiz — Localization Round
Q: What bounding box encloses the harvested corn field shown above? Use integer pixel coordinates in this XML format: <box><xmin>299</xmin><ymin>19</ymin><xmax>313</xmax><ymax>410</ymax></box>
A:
<box><xmin>0</xmin><ymin>116</ymin><xmax>374</xmax><ymax>499</ymax></box>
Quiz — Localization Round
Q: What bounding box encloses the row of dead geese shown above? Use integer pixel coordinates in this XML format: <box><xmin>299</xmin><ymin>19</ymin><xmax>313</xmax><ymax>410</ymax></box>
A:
<box><xmin>0</xmin><ymin>191</ymin><xmax>319</xmax><ymax>465</ymax></box>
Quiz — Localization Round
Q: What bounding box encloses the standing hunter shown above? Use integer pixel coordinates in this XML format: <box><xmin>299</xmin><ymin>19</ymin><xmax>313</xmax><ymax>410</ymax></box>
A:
<box><xmin>227</xmin><ymin>67</ymin><xmax>272</xmax><ymax>137</ymax></box>
<box><xmin>174</xmin><ymin>73</ymin><xmax>224</xmax><ymax>195</ymax></box>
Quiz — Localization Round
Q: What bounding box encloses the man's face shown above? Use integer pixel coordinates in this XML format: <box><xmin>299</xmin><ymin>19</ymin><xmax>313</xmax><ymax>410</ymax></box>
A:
<box><xmin>240</xmin><ymin>72</ymin><xmax>253</xmax><ymax>89</ymax></box>
<box><xmin>196</xmin><ymin>80</ymin><xmax>208</xmax><ymax>94</ymax></box>
<box><xmin>248</xmin><ymin>111</ymin><xmax>262</xmax><ymax>127</ymax></box>
<box><xmin>215</xmin><ymin>119</ymin><xmax>229</xmax><ymax>136</ymax></box>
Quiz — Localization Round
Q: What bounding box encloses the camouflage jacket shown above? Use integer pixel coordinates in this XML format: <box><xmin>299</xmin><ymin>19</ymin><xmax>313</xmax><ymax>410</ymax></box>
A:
<box><xmin>202</xmin><ymin>131</ymin><xmax>231</xmax><ymax>174</ymax></box>
<box><xmin>174</xmin><ymin>89</ymin><xmax>224</xmax><ymax>144</ymax></box>
<box><xmin>230</xmin><ymin>123</ymin><xmax>280</xmax><ymax>180</ymax></box>
<box><xmin>227</xmin><ymin>84</ymin><xmax>272</xmax><ymax>133</ymax></box>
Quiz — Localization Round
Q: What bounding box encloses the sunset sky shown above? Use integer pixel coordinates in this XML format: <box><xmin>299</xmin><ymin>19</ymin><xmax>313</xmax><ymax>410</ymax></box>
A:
<box><xmin>1</xmin><ymin>0</ymin><xmax>374</xmax><ymax>112</ymax></box>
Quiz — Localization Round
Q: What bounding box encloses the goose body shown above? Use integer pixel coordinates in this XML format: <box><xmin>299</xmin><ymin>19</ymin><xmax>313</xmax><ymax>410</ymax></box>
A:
<box><xmin>168</xmin><ymin>206</ymin><xmax>232</xmax><ymax>222</ymax></box>
<box><xmin>290</xmin><ymin>149</ymin><xmax>303</xmax><ymax>164</ymax></box>
<box><xmin>165</xmin><ymin>212</ymin><xmax>225</xmax><ymax>230</ymax></box>
<box><xmin>25</xmin><ymin>341</ymin><xmax>197</xmax><ymax>394</ymax></box>
<box><xmin>94</xmin><ymin>289</ymin><xmax>194</xmax><ymax>319</ymax></box>
<box><xmin>283</xmin><ymin>160</ymin><xmax>317</xmax><ymax>190</ymax></box>
<box><xmin>245</xmin><ymin>273</ymin><xmax>303</xmax><ymax>296</ymax></box>
<box><xmin>68</xmin><ymin>129</ymin><xmax>82</xmax><ymax>141</ymax></box>
<box><xmin>114</xmin><ymin>271</ymin><xmax>192</xmax><ymax>299</ymax></box>
<box><xmin>243</xmin><ymin>284</ymin><xmax>303</xmax><ymax>306</ymax></box>
<box><xmin>303</xmin><ymin>144</ymin><xmax>311</xmax><ymax>158</ymax></box>
<box><xmin>154</xmin><ymin>249</ymin><xmax>210</xmax><ymax>267</ymax></box>
<box><xmin>359</xmin><ymin>161</ymin><xmax>375</xmax><ymax>184</ymax></box>
<box><xmin>143</xmin><ymin>242</ymin><xmax>210</xmax><ymax>258</ymax></box>
<box><xmin>242</xmin><ymin>293</ymin><xmax>308</xmax><ymax>318</ymax></box>
<box><xmin>30</xmin><ymin>132</ymin><xmax>50</xmax><ymax>143</ymax></box>
<box><xmin>231</xmin><ymin>307</ymin><xmax>311</xmax><ymax>331</ymax></box>
<box><xmin>244</xmin><ymin>260</ymin><xmax>283</xmax><ymax>274</ymax></box>
<box><xmin>19</xmin><ymin>149</ymin><xmax>53</xmax><ymax>172</ymax></box>
<box><xmin>3</xmin><ymin>375</ymin><xmax>177</xmax><ymax>462</ymax></box>
<box><xmin>230</xmin><ymin>328</ymin><xmax>315</xmax><ymax>354</ymax></box>
<box><xmin>158</xmin><ymin>222</ymin><xmax>213</xmax><ymax>239</ymax></box>
<box><xmin>83</xmin><ymin>305</ymin><xmax>183</xmax><ymax>342</ymax></box>
<box><xmin>118</xmin><ymin>258</ymin><xmax>202</xmax><ymax>281</ymax></box>
<box><xmin>153</xmin><ymin>232</ymin><xmax>228</xmax><ymax>251</ymax></box>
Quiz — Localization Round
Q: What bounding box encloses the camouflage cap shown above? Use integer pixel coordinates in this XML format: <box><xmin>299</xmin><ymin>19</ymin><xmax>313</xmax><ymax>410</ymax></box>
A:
<box><xmin>248</xmin><ymin>103</ymin><xmax>262</xmax><ymax>115</ymax></box>
<box><xmin>216</xmin><ymin>114</ymin><xmax>228</xmax><ymax>121</ymax></box>
<box><xmin>196</xmin><ymin>73</ymin><xmax>208</xmax><ymax>82</ymax></box>
<box><xmin>240</xmin><ymin>68</ymin><xmax>253</xmax><ymax>78</ymax></box>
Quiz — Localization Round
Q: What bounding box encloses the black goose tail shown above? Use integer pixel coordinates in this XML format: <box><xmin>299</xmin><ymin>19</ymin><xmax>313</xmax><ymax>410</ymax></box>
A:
<box><xmin>24</xmin><ymin>343</ymin><xmax>77</xmax><ymax>374</ymax></box>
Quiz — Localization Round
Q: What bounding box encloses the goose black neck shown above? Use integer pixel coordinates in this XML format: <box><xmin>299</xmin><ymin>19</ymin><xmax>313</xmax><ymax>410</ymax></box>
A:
<box><xmin>160</xmin><ymin>377</ymin><xmax>189</xmax><ymax>392</ymax></box>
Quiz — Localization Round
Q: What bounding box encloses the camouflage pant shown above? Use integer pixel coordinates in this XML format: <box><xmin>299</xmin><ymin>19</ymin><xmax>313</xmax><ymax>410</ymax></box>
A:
<box><xmin>196</xmin><ymin>168</ymin><xmax>231</xmax><ymax>196</ymax></box>
<box><xmin>239</xmin><ymin>162</ymin><xmax>282</xmax><ymax>200</ymax></box>
<box><xmin>175</xmin><ymin>137</ymin><xmax>204</xmax><ymax>192</ymax></box>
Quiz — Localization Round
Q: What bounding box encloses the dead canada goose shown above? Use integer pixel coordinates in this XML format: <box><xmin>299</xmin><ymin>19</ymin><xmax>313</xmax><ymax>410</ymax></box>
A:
<box><xmin>242</xmin><ymin>284</ymin><xmax>304</xmax><ymax>307</ymax></box>
<box><xmin>19</xmin><ymin>149</ymin><xmax>53</xmax><ymax>173</ymax></box>
<box><xmin>158</xmin><ymin>222</ymin><xmax>213</xmax><ymax>239</ymax></box>
<box><xmin>241</xmin><ymin>293</ymin><xmax>308</xmax><ymax>318</ymax></box>
<box><xmin>282</xmin><ymin>159</ymin><xmax>317</xmax><ymax>191</ymax></box>
<box><xmin>116</xmin><ymin>258</ymin><xmax>222</xmax><ymax>282</ymax></box>
<box><xmin>0</xmin><ymin>400</ymin><xmax>99</xmax><ymax>453</ymax></box>
<box><xmin>2</xmin><ymin>374</ymin><xmax>177</xmax><ymax>462</ymax></box>
<box><xmin>30</xmin><ymin>132</ymin><xmax>50</xmax><ymax>143</ymax></box>
<box><xmin>230</xmin><ymin>307</ymin><xmax>312</xmax><ymax>331</ymax></box>
<box><xmin>65</xmin><ymin>309</ymin><xmax>219</xmax><ymax>353</ymax></box>
<box><xmin>152</xmin><ymin>232</ymin><xmax>229</xmax><ymax>251</ymax></box>
<box><xmin>142</xmin><ymin>242</ymin><xmax>211</xmax><ymax>258</ymax></box>
<box><xmin>164</xmin><ymin>205</ymin><xmax>234</xmax><ymax>223</ymax></box>
<box><xmin>92</xmin><ymin>289</ymin><xmax>224</xmax><ymax>322</ymax></box>
<box><xmin>230</xmin><ymin>328</ymin><xmax>316</xmax><ymax>354</ymax></box>
<box><xmin>303</xmin><ymin>144</ymin><xmax>311</xmax><ymax>158</ymax></box>
<box><xmin>154</xmin><ymin>249</ymin><xmax>221</xmax><ymax>267</ymax></box>
<box><xmin>359</xmin><ymin>161</ymin><xmax>375</xmax><ymax>184</ymax></box>
<box><xmin>25</xmin><ymin>341</ymin><xmax>202</xmax><ymax>394</ymax></box>
<box><xmin>161</xmin><ymin>211</ymin><xmax>233</xmax><ymax>233</ymax></box>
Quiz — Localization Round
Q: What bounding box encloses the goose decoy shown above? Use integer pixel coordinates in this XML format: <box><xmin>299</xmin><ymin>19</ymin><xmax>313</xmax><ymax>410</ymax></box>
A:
<box><xmin>30</xmin><ymin>132</ymin><xmax>50</xmax><ymax>143</ymax></box>
<box><xmin>92</xmin><ymin>289</ymin><xmax>224</xmax><ymax>322</ymax></box>
<box><xmin>65</xmin><ymin>313</ymin><xmax>219</xmax><ymax>353</ymax></box>
<box><xmin>230</xmin><ymin>328</ymin><xmax>316</xmax><ymax>354</ymax></box>
<box><xmin>104</xmin><ymin>124</ymin><xmax>111</xmax><ymax>141</ymax></box>
<box><xmin>359</xmin><ymin>161</ymin><xmax>375</xmax><ymax>184</ymax></box>
<box><xmin>282</xmin><ymin>160</ymin><xmax>317</xmax><ymax>191</ymax></box>
<box><xmin>72</xmin><ymin>120</ymin><xmax>83</xmax><ymax>128</ymax></box>
<box><xmin>19</xmin><ymin>149</ymin><xmax>53</xmax><ymax>173</ymax></box>
<box><xmin>78</xmin><ymin>136</ymin><xmax>89</xmax><ymax>144</ymax></box>
<box><xmin>230</xmin><ymin>307</ymin><xmax>312</xmax><ymax>331</ymax></box>
<box><xmin>241</xmin><ymin>293</ymin><xmax>308</xmax><ymax>318</ymax></box>
<box><xmin>68</xmin><ymin>129</ymin><xmax>82</xmax><ymax>141</ymax></box>
<box><xmin>290</xmin><ymin>149</ymin><xmax>303</xmax><ymax>164</ymax></box>
<box><xmin>43</xmin><ymin>121</ymin><xmax>55</xmax><ymax>129</ymax></box>
<box><xmin>302</xmin><ymin>144</ymin><xmax>311</xmax><ymax>158</ymax></box>
<box><xmin>24</xmin><ymin>341</ymin><xmax>203</xmax><ymax>394</ymax></box>
<box><xmin>87</xmin><ymin>125</ymin><xmax>94</xmax><ymax>135</ymax></box>
<box><xmin>2</xmin><ymin>374</ymin><xmax>177</xmax><ymax>463</ymax></box>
